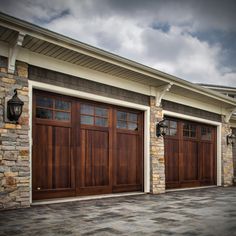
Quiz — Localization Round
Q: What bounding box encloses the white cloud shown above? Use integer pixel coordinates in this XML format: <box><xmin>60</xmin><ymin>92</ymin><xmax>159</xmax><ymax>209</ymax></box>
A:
<box><xmin>1</xmin><ymin>0</ymin><xmax>236</xmax><ymax>86</ymax></box>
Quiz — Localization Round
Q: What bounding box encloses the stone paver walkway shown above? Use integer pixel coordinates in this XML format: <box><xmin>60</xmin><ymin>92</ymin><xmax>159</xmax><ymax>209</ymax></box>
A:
<box><xmin>0</xmin><ymin>187</ymin><xmax>236</xmax><ymax>235</ymax></box>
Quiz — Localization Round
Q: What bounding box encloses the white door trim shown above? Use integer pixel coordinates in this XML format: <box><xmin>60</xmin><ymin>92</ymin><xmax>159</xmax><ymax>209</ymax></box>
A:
<box><xmin>163</xmin><ymin>110</ymin><xmax>222</xmax><ymax>187</ymax></box>
<box><xmin>28</xmin><ymin>80</ymin><xmax>150</xmax><ymax>203</ymax></box>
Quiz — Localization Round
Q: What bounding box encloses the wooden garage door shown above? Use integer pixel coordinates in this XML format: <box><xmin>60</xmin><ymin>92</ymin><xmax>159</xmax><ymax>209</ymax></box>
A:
<box><xmin>32</xmin><ymin>90</ymin><xmax>143</xmax><ymax>200</ymax></box>
<box><xmin>164</xmin><ymin>117</ymin><xmax>216</xmax><ymax>189</ymax></box>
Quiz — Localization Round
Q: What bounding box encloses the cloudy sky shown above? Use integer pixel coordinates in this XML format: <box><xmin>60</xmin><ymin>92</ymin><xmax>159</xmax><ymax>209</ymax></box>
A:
<box><xmin>1</xmin><ymin>0</ymin><xmax>236</xmax><ymax>86</ymax></box>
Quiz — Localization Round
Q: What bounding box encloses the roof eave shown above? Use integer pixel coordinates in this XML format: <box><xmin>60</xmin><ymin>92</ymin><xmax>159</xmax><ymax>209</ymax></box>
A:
<box><xmin>0</xmin><ymin>11</ymin><xmax>236</xmax><ymax>107</ymax></box>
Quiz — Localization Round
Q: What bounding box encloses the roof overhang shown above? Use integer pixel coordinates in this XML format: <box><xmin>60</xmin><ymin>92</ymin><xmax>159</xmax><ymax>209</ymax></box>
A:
<box><xmin>0</xmin><ymin>11</ymin><xmax>236</xmax><ymax>111</ymax></box>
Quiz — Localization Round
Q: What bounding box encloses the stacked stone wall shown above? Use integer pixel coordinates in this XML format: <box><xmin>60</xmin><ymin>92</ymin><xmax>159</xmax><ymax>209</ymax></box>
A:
<box><xmin>0</xmin><ymin>57</ymin><xmax>30</xmax><ymax>210</ymax></box>
<box><xmin>150</xmin><ymin>97</ymin><xmax>165</xmax><ymax>194</ymax></box>
<box><xmin>221</xmin><ymin>121</ymin><xmax>234</xmax><ymax>186</ymax></box>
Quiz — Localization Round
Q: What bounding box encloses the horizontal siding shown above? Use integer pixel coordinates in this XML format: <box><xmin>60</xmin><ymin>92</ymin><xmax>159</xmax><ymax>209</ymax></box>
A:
<box><xmin>29</xmin><ymin>65</ymin><xmax>150</xmax><ymax>106</ymax></box>
<box><xmin>162</xmin><ymin>99</ymin><xmax>222</xmax><ymax>122</ymax></box>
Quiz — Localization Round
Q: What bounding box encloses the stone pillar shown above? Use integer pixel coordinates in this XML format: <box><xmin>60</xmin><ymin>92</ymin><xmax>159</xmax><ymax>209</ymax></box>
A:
<box><xmin>0</xmin><ymin>57</ymin><xmax>30</xmax><ymax>209</ymax></box>
<box><xmin>150</xmin><ymin>97</ymin><xmax>165</xmax><ymax>194</ymax></box>
<box><xmin>221</xmin><ymin>121</ymin><xmax>234</xmax><ymax>186</ymax></box>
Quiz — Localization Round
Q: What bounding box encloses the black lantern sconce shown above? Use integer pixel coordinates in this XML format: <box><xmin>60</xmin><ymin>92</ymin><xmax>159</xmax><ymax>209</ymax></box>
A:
<box><xmin>7</xmin><ymin>89</ymin><xmax>24</xmax><ymax>123</ymax></box>
<box><xmin>156</xmin><ymin>119</ymin><xmax>168</xmax><ymax>137</ymax></box>
<box><xmin>227</xmin><ymin>133</ymin><xmax>236</xmax><ymax>145</ymax></box>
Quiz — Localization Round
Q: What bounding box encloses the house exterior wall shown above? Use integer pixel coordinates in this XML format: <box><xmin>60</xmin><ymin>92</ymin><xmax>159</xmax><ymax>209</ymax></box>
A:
<box><xmin>28</xmin><ymin>65</ymin><xmax>150</xmax><ymax>106</ymax></box>
<box><xmin>0</xmin><ymin>57</ymin><xmax>30</xmax><ymax>209</ymax></box>
<box><xmin>0</xmin><ymin>57</ymin><xmax>234</xmax><ymax>210</ymax></box>
<box><xmin>162</xmin><ymin>100</ymin><xmax>222</xmax><ymax>122</ymax></box>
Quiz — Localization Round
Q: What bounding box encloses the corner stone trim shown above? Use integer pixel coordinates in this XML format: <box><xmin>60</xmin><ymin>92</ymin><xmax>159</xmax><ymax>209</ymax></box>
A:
<box><xmin>221</xmin><ymin>122</ymin><xmax>234</xmax><ymax>186</ymax></box>
<box><xmin>0</xmin><ymin>57</ymin><xmax>30</xmax><ymax>210</ymax></box>
<box><xmin>150</xmin><ymin>97</ymin><xmax>165</xmax><ymax>194</ymax></box>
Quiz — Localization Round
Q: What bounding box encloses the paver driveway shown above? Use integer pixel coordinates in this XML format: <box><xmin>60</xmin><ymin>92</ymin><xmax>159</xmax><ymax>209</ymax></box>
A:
<box><xmin>0</xmin><ymin>187</ymin><xmax>236</xmax><ymax>236</ymax></box>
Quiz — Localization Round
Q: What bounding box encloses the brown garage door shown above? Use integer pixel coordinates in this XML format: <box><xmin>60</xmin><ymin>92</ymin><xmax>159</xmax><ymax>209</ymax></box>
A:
<box><xmin>32</xmin><ymin>90</ymin><xmax>143</xmax><ymax>200</ymax></box>
<box><xmin>164</xmin><ymin>117</ymin><xmax>216</xmax><ymax>189</ymax></box>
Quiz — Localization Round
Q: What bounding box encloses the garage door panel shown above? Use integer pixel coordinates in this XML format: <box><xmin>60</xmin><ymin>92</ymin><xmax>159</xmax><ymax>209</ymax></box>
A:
<box><xmin>115</xmin><ymin>133</ymin><xmax>138</xmax><ymax>185</ymax></box>
<box><xmin>182</xmin><ymin>140</ymin><xmax>198</xmax><ymax>181</ymax></box>
<box><xmin>33</xmin><ymin>143</ymin><xmax>53</xmax><ymax>190</ymax></box>
<box><xmin>54</xmin><ymin>127</ymin><xmax>72</xmax><ymax>189</ymax></box>
<box><xmin>32</xmin><ymin>124</ymin><xmax>74</xmax><ymax>199</ymax></box>
<box><xmin>81</xmin><ymin>129</ymin><xmax>110</xmax><ymax>187</ymax></box>
<box><xmin>164</xmin><ymin>139</ymin><xmax>179</xmax><ymax>183</ymax></box>
<box><xmin>200</xmin><ymin>142</ymin><xmax>214</xmax><ymax>181</ymax></box>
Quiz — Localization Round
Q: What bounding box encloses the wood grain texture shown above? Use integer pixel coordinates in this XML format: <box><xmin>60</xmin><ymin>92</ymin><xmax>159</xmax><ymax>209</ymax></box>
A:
<box><xmin>164</xmin><ymin>117</ymin><xmax>216</xmax><ymax>189</ymax></box>
<box><xmin>32</xmin><ymin>90</ymin><xmax>144</xmax><ymax>200</ymax></box>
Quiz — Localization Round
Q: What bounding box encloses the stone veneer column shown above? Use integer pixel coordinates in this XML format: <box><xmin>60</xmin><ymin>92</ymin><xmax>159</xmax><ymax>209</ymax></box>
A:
<box><xmin>150</xmin><ymin>97</ymin><xmax>165</xmax><ymax>194</ymax></box>
<box><xmin>221</xmin><ymin>121</ymin><xmax>234</xmax><ymax>186</ymax></box>
<box><xmin>0</xmin><ymin>57</ymin><xmax>30</xmax><ymax>209</ymax></box>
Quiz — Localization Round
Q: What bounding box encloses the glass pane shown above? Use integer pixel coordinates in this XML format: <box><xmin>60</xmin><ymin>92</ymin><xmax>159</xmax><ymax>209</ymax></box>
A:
<box><xmin>95</xmin><ymin>117</ymin><xmax>108</xmax><ymax>127</ymax></box>
<box><xmin>81</xmin><ymin>104</ymin><xmax>94</xmax><ymax>115</ymax></box>
<box><xmin>170</xmin><ymin>121</ymin><xmax>177</xmax><ymax>129</ymax></box>
<box><xmin>95</xmin><ymin>107</ymin><xmax>108</xmax><ymax>117</ymax></box>
<box><xmin>117</xmin><ymin>111</ymin><xmax>127</xmax><ymax>121</ymax></box>
<box><xmin>129</xmin><ymin>113</ymin><xmax>138</xmax><ymax>122</ymax></box>
<box><xmin>128</xmin><ymin>122</ymin><xmax>138</xmax><ymax>131</ymax></box>
<box><xmin>183</xmin><ymin>130</ymin><xmax>189</xmax><ymax>137</ymax></box>
<box><xmin>201</xmin><ymin>127</ymin><xmax>211</xmax><ymax>140</ymax></box>
<box><xmin>55</xmin><ymin>100</ymin><xmax>70</xmax><ymax>111</ymax></box>
<box><xmin>55</xmin><ymin>112</ymin><xmax>70</xmax><ymax>121</ymax></box>
<box><xmin>81</xmin><ymin>115</ymin><xmax>94</xmax><ymax>125</ymax></box>
<box><xmin>117</xmin><ymin>120</ymin><xmax>127</xmax><ymax>129</ymax></box>
<box><xmin>201</xmin><ymin>127</ymin><xmax>206</xmax><ymax>135</ymax></box>
<box><xmin>189</xmin><ymin>125</ymin><xmax>196</xmax><ymax>132</ymax></box>
<box><xmin>190</xmin><ymin>131</ymin><xmax>196</xmax><ymax>137</ymax></box>
<box><xmin>183</xmin><ymin>123</ymin><xmax>189</xmax><ymax>130</ymax></box>
<box><xmin>36</xmin><ymin>108</ymin><xmax>53</xmax><ymax>119</ymax></box>
<box><xmin>36</xmin><ymin>97</ymin><xmax>53</xmax><ymax>108</ymax></box>
<box><xmin>169</xmin><ymin>129</ymin><xmax>177</xmax><ymax>136</ymax></box>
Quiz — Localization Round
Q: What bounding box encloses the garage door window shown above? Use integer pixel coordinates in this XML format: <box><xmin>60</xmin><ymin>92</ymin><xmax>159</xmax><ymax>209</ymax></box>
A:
<box><xmin>165</xmin><ymin>120</ymin><xmax>177</xmax><ymax>136</ymax></box>
<box><xmin>201</xmin><ymin>127</ymin><xmax>212</xmax><ymax>140</ymax></box>
<box><xmin>117</xmin><ymin>111</ymin><xmax>138</xmax><ymax>131</ymax></box>
<box><xmin>183</xmin><ymin>123</ymin><xmax>196</xmax><ymax>138</ymax></box>
<box><xmin>80</xmin><ymin>104</ymin><xmax>108</xmax><ymax>127</ymax></box>
<box><xmin>36</xmin><ymin>96</ymin><xmax>71</xmax><ymax>121</ymax></box>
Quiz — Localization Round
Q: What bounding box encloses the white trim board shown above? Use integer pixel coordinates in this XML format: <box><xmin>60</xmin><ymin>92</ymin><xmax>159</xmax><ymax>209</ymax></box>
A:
<box><xmin>31</xmin><ymin>192</ymin><xmax>145</xmax><ymax>206</ymax></box>
<box><xmin>28</xmin><ymin>80</ymin><xmax>151</xmax><ymax>203</ymax></box>
<box><xmin>166</xmin><ymin>185</ymin><xmax>218</xmax><ymax>193</ymax></box>
<box><xmin>163</xmin><ymin>110</ymin><xmax>222</xmax><ymax>187</ymax></box>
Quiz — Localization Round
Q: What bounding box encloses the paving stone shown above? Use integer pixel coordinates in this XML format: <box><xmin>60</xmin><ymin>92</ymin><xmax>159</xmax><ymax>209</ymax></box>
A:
<box><xmin>0</xmin><ymin>187</ymin><xmax>235</xmax><ymax>235</ymax></box>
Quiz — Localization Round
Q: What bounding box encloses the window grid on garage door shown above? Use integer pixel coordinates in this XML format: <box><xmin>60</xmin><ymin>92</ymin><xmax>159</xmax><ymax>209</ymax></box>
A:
<box><xmin>35</xmin><ymin>95</ymin><xmax>71</xmax><ymax>122</ymax></box>
<box><xmin>80</xmin><ymin>103</ymin><xmax>109</xmax><ymax>127</ymax></box>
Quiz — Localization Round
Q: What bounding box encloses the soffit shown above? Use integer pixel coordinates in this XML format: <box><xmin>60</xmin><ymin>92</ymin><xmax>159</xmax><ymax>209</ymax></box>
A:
<box><xmin>0</xmin><ymin>25</ymin><xmax>166</xmax><ymax>87</ymax></box>
<box><xmin>170</xmin><ymin>85</ymin><xmax>235</xmax><ymax>108</ymax></box>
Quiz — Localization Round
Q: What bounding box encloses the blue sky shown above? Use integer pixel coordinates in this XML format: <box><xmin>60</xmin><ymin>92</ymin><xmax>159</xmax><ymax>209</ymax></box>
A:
<box><xmin>1</xmin><ymin>0</ymin><xmax>236</xmax><ymax>86</ymax></box>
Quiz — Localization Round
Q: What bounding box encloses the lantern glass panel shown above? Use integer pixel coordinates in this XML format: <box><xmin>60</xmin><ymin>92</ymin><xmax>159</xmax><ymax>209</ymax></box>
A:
<box><xmin>13</xmin><ymin>105</ymin><xmax>22</xmax><ymax>116</ymax></box>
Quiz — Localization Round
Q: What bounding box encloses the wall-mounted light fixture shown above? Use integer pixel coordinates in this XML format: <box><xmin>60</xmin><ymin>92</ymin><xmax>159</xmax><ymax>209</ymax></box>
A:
<box><xmin>227</xmin><ymin>133</ymin><xmax>236</xmax><ymax>145</ymax></box>
<box><xmin>7</xmin><ymin>89</ymin><xmax>24</xmax><ymax>123</ymax></box>
<box><xmin>156</xmin><ymin>119</ymin><xmax>168</xmax><ymax>137</ymax></box>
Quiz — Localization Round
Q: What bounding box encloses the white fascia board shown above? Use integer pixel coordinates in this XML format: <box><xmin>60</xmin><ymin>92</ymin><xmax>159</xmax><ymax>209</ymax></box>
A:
<box><xmin>163</xmin><ymin>91</ymin><xmax>225</xmax><ymax>115</ymax></box>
